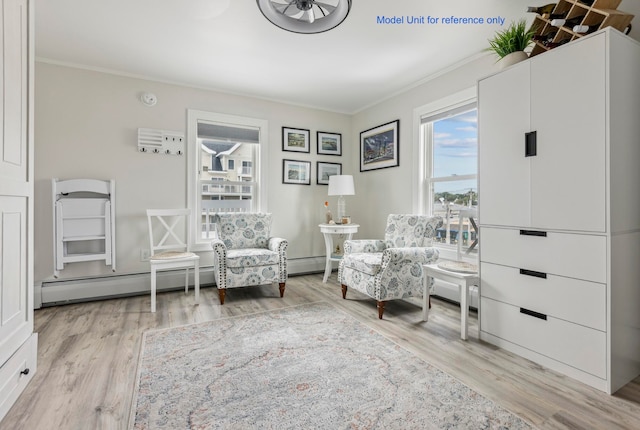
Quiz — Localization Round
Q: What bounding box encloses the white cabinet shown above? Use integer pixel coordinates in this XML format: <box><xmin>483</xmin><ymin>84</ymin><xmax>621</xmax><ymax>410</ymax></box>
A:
<box><xmin>0</xmin><ymin>0</ymin><xmax>36</xmax><ymax>422</ymax></box>
<box><xmin>479</xmin><ymin>33</ymin><xmax>606</xmax><ymax>233</ymax></box>
<box><xmin>478</xmin><ymin>29</ymin><xmax>640</xmax><ymax>394</ymax></box>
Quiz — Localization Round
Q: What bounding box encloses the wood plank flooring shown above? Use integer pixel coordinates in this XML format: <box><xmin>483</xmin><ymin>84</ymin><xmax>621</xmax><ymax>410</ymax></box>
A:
<box><xmin>3</xmin><ymin>274</ymin><xmax>640</xmax><ymax>429</ymax></box>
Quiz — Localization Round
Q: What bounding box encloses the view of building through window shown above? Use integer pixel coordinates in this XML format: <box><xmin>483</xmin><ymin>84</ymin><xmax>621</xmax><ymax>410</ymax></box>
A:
<box><xmin>198</xmin><ymin>138</ymin><xmax>257</xmax><ymax>239</ymax></box>
<box><xmin>424</xmin><ymin>106</ymin><xmax>478</xmax><ymax>249</ymax></box>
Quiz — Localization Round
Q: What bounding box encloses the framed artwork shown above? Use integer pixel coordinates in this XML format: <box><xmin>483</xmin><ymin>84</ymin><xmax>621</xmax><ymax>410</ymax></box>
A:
<box><xmin>360</xmin><ymin>119</ymin><xmax>400</xmax><ymax>172</ymax></box>
<box><xmin>282</xmin><ymin>127</ymin><xmax>310</xmax><ymax>153</ymax></box>
<box><xmin>316</xmin><ymin>162</ymin><xmax>342</xmax><ymax>185</ymax></box>
<box><xmin>282</xmin><ymin>159</ymin><xmax>311</xmax><ymax>185</ymax></box>
<box><xmin>317</xmin><ymin>131</ymin><xmax>342</xmax><ymax>156</ymax></box>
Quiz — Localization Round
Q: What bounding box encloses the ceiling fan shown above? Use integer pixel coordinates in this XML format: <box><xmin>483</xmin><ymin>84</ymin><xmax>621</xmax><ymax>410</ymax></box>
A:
<box><xmin>256</xmin><ymin>0</ymin><xmax>352</xmax><ymax>34</ymax></box>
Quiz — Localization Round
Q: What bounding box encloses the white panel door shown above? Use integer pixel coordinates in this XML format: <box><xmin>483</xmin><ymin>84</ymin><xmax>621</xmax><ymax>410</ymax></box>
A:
<box><xmin>530</xmin><ymin>34</ymin><xmax>607</xmax><ymax>232</ymax></box>
<box><xmin>478</xmin><ymin>61</ymin><xmax>531</xmax><ymax>228</ymax></box>
<box><xmin>0</xmin><ymin>0</ymin><xmax>35</xmax><ymax>421</ymax></box>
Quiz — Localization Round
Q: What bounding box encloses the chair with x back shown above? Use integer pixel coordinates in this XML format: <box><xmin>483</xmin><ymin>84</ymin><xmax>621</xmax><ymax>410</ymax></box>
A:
<box><xmin>146</xmin><ymin>209</ymin><xmax>200</xmax><ymax>312</ymax></box>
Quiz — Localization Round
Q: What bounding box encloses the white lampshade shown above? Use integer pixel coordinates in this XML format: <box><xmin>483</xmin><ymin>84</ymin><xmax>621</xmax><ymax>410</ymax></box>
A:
<box><xmin>328</xmin><ymin>175</ymin><xmax>355</xmax><ymax>196</ymax></box>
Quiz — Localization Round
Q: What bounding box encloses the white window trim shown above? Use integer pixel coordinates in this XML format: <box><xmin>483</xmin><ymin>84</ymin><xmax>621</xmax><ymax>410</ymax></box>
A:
<box><xmin>412</xmin><ymin>87</ymin><xmax>477</xmax><ymax>215</ymax></box>
<box><xmin>412</xmin><ymin>87</ymin><xmax>477</xmax><ymax>262</ymax></box>
<box><xmin>186</xmin><ymin>110</ymin><xmax>269</xmax><ymax>251</ymax></box>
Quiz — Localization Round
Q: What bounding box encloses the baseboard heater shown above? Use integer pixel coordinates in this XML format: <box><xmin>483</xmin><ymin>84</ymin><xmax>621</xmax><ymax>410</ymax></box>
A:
<box><xmin>38</xmin><ymin>257</ymin><xmax>326</xmax><ymax>307</ymax></box>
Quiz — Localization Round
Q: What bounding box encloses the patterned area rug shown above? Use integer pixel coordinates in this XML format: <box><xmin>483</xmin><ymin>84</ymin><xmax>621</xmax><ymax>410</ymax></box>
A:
<box><xmin>130</xmin><ymin>302</ymin><xmax>531</xmax><ymax>429</ymax></box>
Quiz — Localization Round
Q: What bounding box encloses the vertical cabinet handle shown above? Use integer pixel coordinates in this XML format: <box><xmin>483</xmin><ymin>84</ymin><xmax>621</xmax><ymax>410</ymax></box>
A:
<box><xmin>525</xmin><ymin>131</ymin><xmax>537</xmax><ymax>157</ymax></box>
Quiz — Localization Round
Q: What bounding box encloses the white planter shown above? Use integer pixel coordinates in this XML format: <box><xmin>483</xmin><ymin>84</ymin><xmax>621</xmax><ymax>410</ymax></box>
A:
<box><xmin>499</xmin><ymin>51</ymin><xmax>528</xmax><ymax>69</ymax></box>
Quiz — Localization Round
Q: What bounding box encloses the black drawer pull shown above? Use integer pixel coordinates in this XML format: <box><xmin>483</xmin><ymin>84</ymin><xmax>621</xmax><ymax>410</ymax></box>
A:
<box><xmin>519</xmin><ymin>269</ymin><xmax>547</xmax><ymax>279</ymax></box>
<box><xmin>520</xmin><ymin>307</ymin><xmax>547</xmax><ymax>321</ymax></box>
<box><xmin>519</xmin><ymin>229</ymin><xmax>547</xmax><ymax>237</ymax></box>
<box><xmin>525</xmin><ymin>131</ymin><xmax>537</xmax><ymax>157</ymax></box>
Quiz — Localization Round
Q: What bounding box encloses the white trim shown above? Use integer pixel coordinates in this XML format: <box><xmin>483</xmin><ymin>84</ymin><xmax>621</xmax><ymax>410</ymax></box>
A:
<box><xmin>412</xmin><ymin>87</ymin><xmax>477</xmax><ymax>215</ymax></box>
<box><xmin>187</xmin><ymin>110</ymin><xmax>268</xmax><ymax>252</ymax></box>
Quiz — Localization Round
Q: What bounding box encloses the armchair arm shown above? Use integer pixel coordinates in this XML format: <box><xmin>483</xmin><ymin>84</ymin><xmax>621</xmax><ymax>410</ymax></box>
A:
<box><xmin>268</xmin><ymin>237</ymin><xmax>288</xmax><ymax>254</ymax></box>
<box><xmin>343</xmin><ymin>239</ymin><xmax>386</xmax><ymax>254</ymax></box>
<box><xmin>375</xmin><ymin>246</ymin><xmax>440</xmax><ymax>300</ymax></box>
<box><xmin>211</xmin><ymin>238</ymin><xmax>228</xmax><ymax>288</ymax></box>
<box><xmin>269</xmin><ymin>237</ymin><xmax>288</xmax><ymax>283</ymax></box>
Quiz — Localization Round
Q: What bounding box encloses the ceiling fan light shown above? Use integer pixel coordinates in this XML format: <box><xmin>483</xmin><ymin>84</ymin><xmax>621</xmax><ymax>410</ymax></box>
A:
<box><xmin>256</xmin><ymin>0</ymin><xmax>351</xmax><ymax>34</ymax></box>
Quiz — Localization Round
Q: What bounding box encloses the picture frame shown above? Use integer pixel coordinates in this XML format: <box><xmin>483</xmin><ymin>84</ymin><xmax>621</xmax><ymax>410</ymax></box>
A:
<box><xmin>360</xmin><ymin>119</ymin><xmax>400</xmax><ymax>172</ymax></box>
<box><xmin>282</xmin><ymin>159</ymin><xmax>311</xmax><ymax>185</ymax></box>
<box><xmin>316</xmin><ymin>162</ymin><xmax>342</xmax><ymax>185</ymax></box>
<box><xmin>282</xmin><ymin>127</ymin><xmax>310</xmax><ymax>153</ymax></box>
<box><xmin>317</xmin><ymin>131</ymin><xmax>342</xmax><ymax>156</ymax></box>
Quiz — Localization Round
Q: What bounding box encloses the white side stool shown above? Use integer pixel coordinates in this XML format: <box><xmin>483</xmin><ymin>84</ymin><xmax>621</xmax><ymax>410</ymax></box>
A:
<box><xmin>422</xmin><ymin>262</ymin><xmax>479</xmax><ymax>340</ymax></box>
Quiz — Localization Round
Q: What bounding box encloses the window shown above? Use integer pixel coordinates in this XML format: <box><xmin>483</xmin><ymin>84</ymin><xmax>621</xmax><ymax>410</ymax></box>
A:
<box><xmin>187</xmin><ymin>111</ymin><xmax>268</xmax><ymax>250</ymax></box>
<box><xmin>414</xmin><ymin>88</ymin><xmax>477</xmax><ymax>255</ymax></box>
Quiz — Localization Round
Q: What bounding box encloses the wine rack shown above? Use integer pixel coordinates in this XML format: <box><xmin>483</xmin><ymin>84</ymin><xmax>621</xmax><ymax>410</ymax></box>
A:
<box><xmin>530</xmin><ymin>0</ymin><xmax>634</xmax><ymax>57</ymax></box>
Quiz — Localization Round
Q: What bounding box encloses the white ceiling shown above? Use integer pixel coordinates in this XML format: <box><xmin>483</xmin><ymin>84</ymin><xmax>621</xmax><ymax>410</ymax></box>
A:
<box><xmin>35</xmin><ymin>0</ymin><xmax>640</xmax><ymax>113</ymax></box>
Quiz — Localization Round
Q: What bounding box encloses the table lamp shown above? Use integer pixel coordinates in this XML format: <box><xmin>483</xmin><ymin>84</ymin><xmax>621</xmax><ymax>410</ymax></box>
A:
<box><xmin>328</xmin><ymin>175</ymin><xmax>355</xmax><ymax>223</ymax></box>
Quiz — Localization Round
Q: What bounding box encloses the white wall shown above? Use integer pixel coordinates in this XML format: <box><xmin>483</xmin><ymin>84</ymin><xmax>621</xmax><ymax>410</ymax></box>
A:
<box><xmin>35</xmin><ymin>62</ymin><xmax>352</xmax><ymax>283</ymax></box>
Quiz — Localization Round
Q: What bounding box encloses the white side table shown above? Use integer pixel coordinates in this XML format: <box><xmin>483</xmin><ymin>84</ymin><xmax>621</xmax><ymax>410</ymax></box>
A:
<box><xmin>319</xmin><ymin>223</ymin><xmax>359</xmax><ymax>283</ymax></box>
<box><xmin>422</xmin><ymin>263</ymin><xmax>479</xmax><ymax>340</ymax></box>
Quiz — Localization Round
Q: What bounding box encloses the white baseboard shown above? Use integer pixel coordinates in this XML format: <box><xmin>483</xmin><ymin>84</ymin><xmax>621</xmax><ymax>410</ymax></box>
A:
<box><xmin>37</xmin><ymin>256</ymin><xmax>327</xmax><ymax>307</ymax></box>
<box><xmin>36</xmin><ymin>257</ymin><xmax>474</xmax><ymax>308</ymax></box>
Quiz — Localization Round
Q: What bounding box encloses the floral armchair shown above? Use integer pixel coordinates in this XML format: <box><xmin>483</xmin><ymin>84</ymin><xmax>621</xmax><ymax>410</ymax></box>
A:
<box><xmin>338</xmin><ymin>214</ymin><xmax>443</xmax><ymax>319</ymax></box>
<box><xmin>211</xmin><ymin>213</ymin><xmax>288</xmax><ymax>305</ymax></box>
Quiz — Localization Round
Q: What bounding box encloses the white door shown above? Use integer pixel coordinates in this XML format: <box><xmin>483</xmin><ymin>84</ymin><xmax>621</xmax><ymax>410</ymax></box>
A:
<box><xmin>0</xmin><ymin>0</ymin><xmax>36</xmax><ymax>422</ymax></box>
<box><xmin>478</xmin><ymin>61</ymin><xmax>532</xmax><ymax>228</ymax></box>
<box><xmin>530</xmin><ymin>34</ymin><xmax>607</xmax><ymax>233</ymax></box>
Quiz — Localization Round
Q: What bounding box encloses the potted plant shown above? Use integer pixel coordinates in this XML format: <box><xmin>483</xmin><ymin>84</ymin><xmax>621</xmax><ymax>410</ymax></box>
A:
<box><xmin>486</xmin><ymin>19</ymin><xmax>536</xmax><ymax>69</ymax></box>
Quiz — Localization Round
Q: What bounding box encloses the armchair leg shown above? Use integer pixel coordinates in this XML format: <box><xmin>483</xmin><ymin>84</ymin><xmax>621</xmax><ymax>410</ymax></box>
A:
<box><xmin>218</xmin><ymin>288</ymin><xmax>226</xmax><ymax>305</ymax></box>
<box><xmin>341</xmin><ymin>284</ymin><xmax>347</xmax><ymax>299</ymax></box>
<box><xmin>377</xmin><ymin>301</ymin><xmax>385</xmax><ymax>320</ymax></box>
<box><xmin>279</xmin><ymin>283</ymin><xmax>286</xmax><ymax>297</ymax></box>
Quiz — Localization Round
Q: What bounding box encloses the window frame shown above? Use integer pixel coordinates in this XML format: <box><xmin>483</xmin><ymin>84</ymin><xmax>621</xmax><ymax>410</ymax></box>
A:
<box><xmin>187</xmin><ymin>110</ymin><xmax>269</xmax><ymax>251</ymax></box>
<box><xmin>412</xmin><ymin>87</ymin><xmax>477</xmax><ymax>259</ymax></box>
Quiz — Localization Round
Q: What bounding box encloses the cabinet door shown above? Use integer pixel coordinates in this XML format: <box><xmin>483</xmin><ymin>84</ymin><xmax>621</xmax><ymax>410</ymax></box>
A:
<box><xmin>530</xmin><ymin>34</ymin><xmax>606</xmax><ymax>232</ymax></box>
<box><xmin>0</xmin><ymin>0</ymin><xmax>35</xmax><ymax>422</ymax></box>
<box><xmin>478</xmin><ymin>61</ymin><xmax>531</xmax><ymax>228</ymax></box>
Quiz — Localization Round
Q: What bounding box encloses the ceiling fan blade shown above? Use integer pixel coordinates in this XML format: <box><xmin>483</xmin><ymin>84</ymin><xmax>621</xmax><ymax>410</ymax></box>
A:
<box><xmin>273</xmin><ymin>1</ymin><xmax>299</xmax><ymax>17</ymax></box>
<box><xmin>313</xmin><ymin>1</ymin><xmax>337</xmax><ymax>14</ymax></box>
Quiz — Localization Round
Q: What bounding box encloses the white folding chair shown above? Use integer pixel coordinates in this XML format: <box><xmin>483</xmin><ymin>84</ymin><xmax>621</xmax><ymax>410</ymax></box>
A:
<box><xmin>146</xmin><ymin>209</ymin><xmax>200</xmax><ymax>312</ymax></box>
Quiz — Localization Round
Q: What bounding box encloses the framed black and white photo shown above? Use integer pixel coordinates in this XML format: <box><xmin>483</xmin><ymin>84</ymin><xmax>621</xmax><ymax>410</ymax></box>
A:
<box><xmin>316</xmin><ymin>162</ymin><xmax>342</xmax><ymax>185</ymax></box>
<box><xmin>282</xmin><ymin>159</ymin><xmax>311</xmax><ymax>185</ymax></box>
<box><xmin>282</xmin><ymin>127</ymin><xmax>310</xmax><ymax>153</ymax></box>
<box><xmin>360</xmin><ymin>120</ymin><xmax>400</xmax><ymax>172</ymax></box>
<box><xmin>317</xmin><ymin>131</ymin><xmax>342</xmax><ymax>156</ymax></box>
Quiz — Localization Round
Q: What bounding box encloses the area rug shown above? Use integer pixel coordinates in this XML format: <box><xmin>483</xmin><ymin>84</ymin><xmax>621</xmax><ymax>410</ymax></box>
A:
<box><xmin>130</xmin><ymin>302</ymin><xmax>531</xmax><ymax>429</ymax></box>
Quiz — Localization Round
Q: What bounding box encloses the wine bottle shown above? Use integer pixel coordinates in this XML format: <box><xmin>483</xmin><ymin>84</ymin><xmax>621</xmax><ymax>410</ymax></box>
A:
<box><xmin>527</xmin><ymin>3</ymin><xmax>556</xmax><ymax>16</ymax></box>
<box><xmin>550</xmin><ymin>15</ymin><xmax>585</xmax><ymax>28</ymax></box>
<box><xmin>573</xmin><ymin>24</ymin><xmax>599</xmax><ymax>34</ymax></box>
<box><xmin>578</xmin><ymin>0</ymin><xmax>595</xmax><ymax>6</ymax></box>
<box><xmin>544</xmin><ymin>38</ymin><xmax>571</xmax><ymax>48</ymax></box>
<box><xmin>533</xmin><ymin>30</ymin><xmax>558</xmax><ymax>43</ymax></box>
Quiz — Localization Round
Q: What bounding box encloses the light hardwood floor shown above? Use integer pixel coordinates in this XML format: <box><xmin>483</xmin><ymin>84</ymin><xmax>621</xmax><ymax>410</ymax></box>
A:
<box><xmin>3</xmin><ymin>274</ymin><xmax>640</xmax><ymax>429</ymax></box>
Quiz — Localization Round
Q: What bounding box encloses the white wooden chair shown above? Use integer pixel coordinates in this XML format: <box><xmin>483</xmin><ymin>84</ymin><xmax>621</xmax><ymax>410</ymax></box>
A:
<box><xmin>146</xmin><ymin>209</ymin><xmax>200</xmax><ymax>312</ymax></box>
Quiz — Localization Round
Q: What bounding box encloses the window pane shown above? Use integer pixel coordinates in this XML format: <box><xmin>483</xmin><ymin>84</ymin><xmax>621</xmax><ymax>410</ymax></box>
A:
<box><xmin>432</xmin><ymin>108</ymin><xmax>477</xmax><ymax>179</ymax></box>
<box><xmin>432</xmin><ymin>180</ymin><xmax>477</xmax><ymax>247</ymax></box>
<box><xmin>199</xmin><ymin>136</ymin><xmax>257</xmax><ymax>239</ymax></box>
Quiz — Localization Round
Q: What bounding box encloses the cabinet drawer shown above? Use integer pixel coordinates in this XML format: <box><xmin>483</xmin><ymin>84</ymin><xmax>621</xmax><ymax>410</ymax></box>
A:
<box><xmin>481</xmin><ymin>298</ymin><xmax>605</xmax><ymax>378</ymax></box>
<box><xmin>480</xmin><ymin>227</ymin><xmax>606</xmax><ymax>283</ymax></box>
<box><xmin>0</xmin><ymin>334</ymin><xmax>37</xmax><ymax>422</ymax></box>
<box><xmin>481</xmin><ymin>262</ymin><xmax>605</xmax><ymax>331</ymax></box>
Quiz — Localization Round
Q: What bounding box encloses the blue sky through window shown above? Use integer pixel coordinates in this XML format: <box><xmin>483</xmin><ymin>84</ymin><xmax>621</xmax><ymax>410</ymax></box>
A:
<box><xmin>432</xmin><ymin>108</ymin><xmax>477</xmax><ymax>195</ymax></box>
